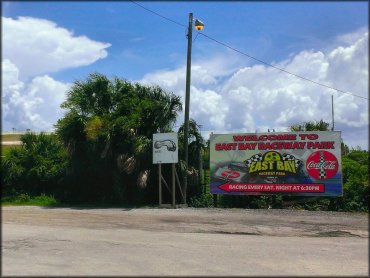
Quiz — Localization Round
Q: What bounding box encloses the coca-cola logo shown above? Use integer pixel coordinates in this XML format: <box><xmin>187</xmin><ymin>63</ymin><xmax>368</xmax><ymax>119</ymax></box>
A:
<box><xmin>306</xmin><ymin>151</ymin><xmax>339</xmax><ymax>180</ymax></box>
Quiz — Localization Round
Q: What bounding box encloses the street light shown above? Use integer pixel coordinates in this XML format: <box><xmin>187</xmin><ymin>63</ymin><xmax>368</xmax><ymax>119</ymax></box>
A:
<box><xmin>194</xmin><ymin>19</ymin><xmax>204</xmax><ymax>31</ymax></box>
<box><xmin>183</xmin><ymin>13</ymin><xmax>204</xmax><ymax>204</ymax></box>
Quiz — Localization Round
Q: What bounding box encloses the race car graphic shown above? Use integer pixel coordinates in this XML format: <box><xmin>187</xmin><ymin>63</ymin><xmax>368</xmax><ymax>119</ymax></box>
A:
<box><xmin>154</xmin><ymin>140</ymin><xmax>177</xmax><ymax>152</ymax></box>
<box><xmin>212</xmin><ymin>162</ymin><xmax>249</xmax><ymax>183</ymax></box>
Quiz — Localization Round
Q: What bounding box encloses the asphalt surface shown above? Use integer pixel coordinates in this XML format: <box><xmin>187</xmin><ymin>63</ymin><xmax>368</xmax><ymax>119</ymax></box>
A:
<box><xmin>1</xmin><ymin>141</ymin><xmax>22</xmax><ymax>145</ymax></box>
<box><xmin>2</xmin><ymin>206</ymin><xmax>369</xmax><ymax>276</ymax></box>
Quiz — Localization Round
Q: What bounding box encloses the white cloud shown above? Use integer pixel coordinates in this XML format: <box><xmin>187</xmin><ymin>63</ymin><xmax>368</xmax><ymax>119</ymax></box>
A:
<box><xmin>3</xmin><ymin>16</ymin><xmax>111</xmax><ymax>80</ymax></box>
<box><xmin>190</xmin><ymin>87</ymin><xmax>229</xmax><ymax>130</ymax></box>
<box><xmin>2</xmin><ymin>16</ymin><xmax>111</xmax><ymax>132</ymax></box>
<box><xmin>2</xmin><ymin>59</ymin><xmax>70</xmax><ymax>131</ymax></box>
<box><xmin>327</xmin><ymin>32</ymin><xmax>368</xmax><ymax>98</ymax></box>
<box><xmin>336</xmin><ymin>27</ymin><xmax>368</xmax><ymax>45</ymax></box>
<box><xmin>139</xmin><ymin>30</ymin><xmax>369</xmax><ymax>149</ymax></box>
<box><xmin>2</xmin><ymin>15</ymin><xmax>367</xmax><ymax>149</ymax></box>
<box><xmin>140</xmin><ymin>54</ymin><xmax>245</xmax><ymax>129</ymax></box>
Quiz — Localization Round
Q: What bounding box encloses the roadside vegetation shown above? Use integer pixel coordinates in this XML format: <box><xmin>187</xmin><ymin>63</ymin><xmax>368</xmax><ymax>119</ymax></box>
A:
<box><xmin>1</xmin><ymin>74</ymin><xmax>201</xmax><ymax>207</ymax></box>
<box><xmin>1</xmin><ymin>74</ymin><xmax>368</xmax><ymax>211</ymax></box>
<box><xmin>1</xmin><ymin>193</ymin><xmax>58</xmax><ymax>206</ymax></box>
<box><xmin>1</xmin><ymin>145</ymin><xmax>19</xmax><ymax>158</ymax></box>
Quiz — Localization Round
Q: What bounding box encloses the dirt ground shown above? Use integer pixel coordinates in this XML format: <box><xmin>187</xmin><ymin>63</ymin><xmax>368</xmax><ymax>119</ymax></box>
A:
<box><xmin>2</xmin><ymin>206</ymin><xmax>369</xmax><ymax>276</ymax></box>
<box><xmin>2</xmin><ymin>206</ymin><xmax>368</xmax><ymax>237</ymax></box>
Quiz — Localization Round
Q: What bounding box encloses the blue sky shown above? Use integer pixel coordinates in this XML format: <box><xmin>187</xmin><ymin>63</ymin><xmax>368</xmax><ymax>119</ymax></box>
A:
<box><xmin>2</xmin><ymin>1</ymin><xmax>369</xmax><ymax>149</ymax></box>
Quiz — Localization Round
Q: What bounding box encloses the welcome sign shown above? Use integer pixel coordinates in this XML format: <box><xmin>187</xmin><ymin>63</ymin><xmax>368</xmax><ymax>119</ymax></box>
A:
<box><xmin>210</xmin><ymin>131</ymin><xmax>342</xmax><ymax>196</ymax></box>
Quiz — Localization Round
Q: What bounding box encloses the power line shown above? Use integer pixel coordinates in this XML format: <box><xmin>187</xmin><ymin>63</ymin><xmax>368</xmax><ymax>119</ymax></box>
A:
<box><xmin>199</xmin><ymin>33</ymin><xmax>368</xmax><ymax>100</ymax></box>
<box><xmin>130</xmin><ymin>1</ymin><xmax>368</xmax><ymax>100</ymax></box>
<box><xmin>130</xmin><ymin>1</ymin><xmax>186</xmax><ymax>28</ymax></box>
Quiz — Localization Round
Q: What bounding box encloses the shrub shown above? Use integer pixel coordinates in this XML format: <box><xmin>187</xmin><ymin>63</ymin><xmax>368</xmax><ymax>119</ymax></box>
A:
<box><xmin>2</xmin><ymin>193</ymin><xmax>58</xmax><ymax>206</ymax></box>
<box><xmin>189</xmin><ymin>193</ymin><xmax>214</xmax><ymax>208</ymax></box>
<box><xmin>2</xmin><ymin>132</ymin><xmax>68</xmax><ymax>197</ymax></box>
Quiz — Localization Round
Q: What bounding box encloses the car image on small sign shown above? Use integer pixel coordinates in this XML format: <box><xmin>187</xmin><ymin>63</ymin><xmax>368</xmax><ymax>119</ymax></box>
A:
<box><xmin>154</xmin><ymin>140</ymin><xmax>176</xmax><ymax>152</ymax></box>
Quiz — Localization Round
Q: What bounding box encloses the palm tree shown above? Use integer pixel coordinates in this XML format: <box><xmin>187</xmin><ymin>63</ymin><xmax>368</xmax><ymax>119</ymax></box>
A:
<box><xmin>178</xmin><ymin>119</ymin><xmax>205</xmax><ymax>200</ymax></box>
<box><xmin>55</xmin><ymin>73</ymin><xmax>182</xmax><ymax>203</ymax></box>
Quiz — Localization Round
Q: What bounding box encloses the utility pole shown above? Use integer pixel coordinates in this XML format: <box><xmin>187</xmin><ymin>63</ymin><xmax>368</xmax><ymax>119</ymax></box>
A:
<box><xmin>331</xmin><ymin>95</ymin><xmax>335</xmax><ymax>131</ymax></box>
<box><xmin>183</xmin><ymin>12</ymin><xmax>193</xmax><ymax>204</ymax></box>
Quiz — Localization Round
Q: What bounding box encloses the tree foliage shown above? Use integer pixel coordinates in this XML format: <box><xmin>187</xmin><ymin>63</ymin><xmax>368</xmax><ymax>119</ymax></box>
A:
<box><xmin>289</xmin><ymin>120</ymin><xmax>368</xmax><ymax>211</ymax></box>
<box><xmin>329</xmin><ymin>150</ymin><xmax>369</xmax><ymax>211</ymax></box>
<box><xmin>2</xmin><ymin>132</ymin><xmax>68</xmax><ymax>197</ymax></box>
<box><xmin>2</xmin><ymin>80</ymin><xmax>367</xmax><ymax>212</ymax></box>
<box><xmin>178</xmin><ymin>119</ymin><xmax>206</xmax><ymax>198</ymax></box>
<box><xmin>55</xmin><ymin>73</ymin><xmax>182</xmax><ymax>204</ymax></box>
<box><xmin>290</xmin><ymin>119</ymin><xmax>330</xmax><ymax>131</ymax></box>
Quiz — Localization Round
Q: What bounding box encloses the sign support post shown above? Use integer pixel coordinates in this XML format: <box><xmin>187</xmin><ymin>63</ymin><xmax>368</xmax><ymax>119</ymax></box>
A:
<box><xmin>153</xmin><ymin>132</ymin><xmax>182</xmax><ymax>209</ymax></box>
<box><xmin>172</xmin><ymin>163</ymin><xmax>176</xmax><ymax>208</ymax></box>
<box><xmin>159</xmin><ymin>164</ymin><xmax>162</xmax><ymax>206</ymax></box>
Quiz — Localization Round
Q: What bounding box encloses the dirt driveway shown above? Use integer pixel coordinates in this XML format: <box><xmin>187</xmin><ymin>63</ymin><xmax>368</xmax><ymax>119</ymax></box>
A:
<box><xmin>2</xmin><ymin>206</ymin><xmax>368</xmax><ymax>276</ymax></box>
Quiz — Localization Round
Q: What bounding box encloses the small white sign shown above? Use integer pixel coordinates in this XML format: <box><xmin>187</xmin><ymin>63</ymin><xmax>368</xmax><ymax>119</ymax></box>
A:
<box><xmin>153</xmin><ymin>133</ymin><xmax>178</xmax><ymax>164</ymax></box>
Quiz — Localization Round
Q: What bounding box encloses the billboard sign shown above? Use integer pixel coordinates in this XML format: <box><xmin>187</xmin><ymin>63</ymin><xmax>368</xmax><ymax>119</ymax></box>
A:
<box><xmin>153</xmin><ymin>133</ymin><xmax>178</xmax><ymax>164</ymax></box>
<box><xmin>210</xmin><ymin>131</ymin><xmax>342</xmax><ymax>196</ymax></box>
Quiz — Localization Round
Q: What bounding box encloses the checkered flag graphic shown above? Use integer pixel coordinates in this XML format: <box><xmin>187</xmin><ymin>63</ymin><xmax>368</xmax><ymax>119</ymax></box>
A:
<box><xmin>282</xmin><ymin>153</ymin><xmax>302</xmax><ymax>169</ymax></box>
<box><xmin>244</xmin><ymin>153</ymin><xmax>263</xmax><ymax>167</ymax></box>
<box><xmin>319</xmin><ymin>151</ymin><xmax>326</xmax><ymax>179</ymax></box>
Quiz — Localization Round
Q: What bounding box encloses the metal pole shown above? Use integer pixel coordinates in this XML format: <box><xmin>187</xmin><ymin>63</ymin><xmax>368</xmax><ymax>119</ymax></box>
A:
<box><xmin>183</xmin><ymin>12</ymin><xmax>193</xmax><ymax>205</ymax></box>
<box><xmin>198</xmin><ymin>146</ymin><xmax>202</xmax><ymax>195</ymax></box>
<box><xmin>159</xmin><ymin>164</ymin><xmax>162</xmax><ymax>206</ymax></box>
<box><xmin>331</xmin><ymin>95</ymin><xmax>334</xmax><ymax>131</ymax></box>
<box><xmin>172</xmin><ymin>163</ymin><xmax>176</xmax><ymax>208</ymax></box>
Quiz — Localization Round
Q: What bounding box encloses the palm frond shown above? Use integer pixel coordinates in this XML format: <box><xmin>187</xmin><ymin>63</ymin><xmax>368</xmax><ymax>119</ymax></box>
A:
<box><xmin>137</xmin><ymin>170</ymin><xmax>150</xmax><ymax>188</ymax></box>
<box><xmin>117</xmin><ymin>154</ymin><xmax>136</xmax><ymax>174</ymax></box>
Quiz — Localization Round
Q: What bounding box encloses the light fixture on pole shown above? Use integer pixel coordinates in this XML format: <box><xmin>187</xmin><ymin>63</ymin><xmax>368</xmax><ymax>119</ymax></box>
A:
<box><xmin>183</xmin><ymin>13</ymin><xmax>204</xmax><ymax>204</ymax></box>
<box><xmin>194</xmin><ymin>19</ymin><xmax>204</xmax><ymax>31</ymax></box>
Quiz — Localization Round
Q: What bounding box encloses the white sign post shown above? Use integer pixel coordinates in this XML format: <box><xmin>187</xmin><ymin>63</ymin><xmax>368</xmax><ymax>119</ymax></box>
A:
<box><xmin>153</xmin><ymin>133</ymin><xmax>179</xmax><ymax>208</ymax></box>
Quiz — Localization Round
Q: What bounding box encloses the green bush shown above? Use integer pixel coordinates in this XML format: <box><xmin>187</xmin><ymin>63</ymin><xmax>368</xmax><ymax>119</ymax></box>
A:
<box><xmin>189</xmin><ymin>193</ymin><xmax>214</xmax><ymax>208</ymax></box>
<box><xmin>2</xmin><ymin>132</ymin><xmax>68</xmax><ymax>198</ymax></box>
<box><xmin>2</xmin><ymin>193</ymin><xmax>58</xmax><ymax>206</ymax></box>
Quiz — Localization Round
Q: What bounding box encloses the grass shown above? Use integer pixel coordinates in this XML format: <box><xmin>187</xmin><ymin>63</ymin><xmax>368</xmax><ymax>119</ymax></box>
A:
<box><xmin>202</xmin><ymin>169</ymin><xmax>211</xmax><ymax>193</ymax></box>
<box><xmin>1</xmin><ymin>194</ymin><xmax>159</xmax><ymax>209</ymax></box>
<box><xmin>1</xmin><ymin>145</ymin><xmax>20</xmax><ymax>158</ymax></box>
<box><xmin>1</xmin><ymin>194</ymin><xmax>59</xmax><ymax>206</ymax></box>
<box><xmin>1</xmin><ymin>133</ymin><xmax>22</xmax><ymax>158</ymax></box>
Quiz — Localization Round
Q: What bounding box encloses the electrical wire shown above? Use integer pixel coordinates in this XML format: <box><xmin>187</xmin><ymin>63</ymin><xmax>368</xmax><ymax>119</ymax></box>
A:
<box><xmin>199</xmin><ymin>33</ymin><xmax>368</xmax><ymax>100</ymax></box>
<box><xmin>130</xmin><ymin>1</ymin><xmax>186</xmax><ymax>28</ymax></box>
<box><xmin>193</xmin><ymin>32</ymin><xmax>199</xmax><ymax>43</ymax></box>
<box><xmin>130</xmin><ymin>1</ymin><xmax>368</xmax><ymax>100</ymax></box>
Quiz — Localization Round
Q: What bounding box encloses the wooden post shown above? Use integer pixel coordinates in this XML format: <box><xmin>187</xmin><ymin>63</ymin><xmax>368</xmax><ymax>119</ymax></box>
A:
<box><xmin>172</xmin><ymin>163</ymin><xmax>176</xmax><ymax>208</ymax></box>
<box><xmin>159</xmin><ymin>164</ymin><xmax>162</xmax><ymax>206</ymax></box>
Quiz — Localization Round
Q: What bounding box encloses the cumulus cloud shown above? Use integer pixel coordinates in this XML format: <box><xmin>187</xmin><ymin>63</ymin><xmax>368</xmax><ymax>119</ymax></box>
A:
<box><xmin>3</xmin><ymin>16</ymin><xmax>111</xmax><ymax>80</ymax></box>
<box><xmin>2</xmin><ymin>16</ymin><xmax>111</xmax><ymax>131</ymax></box>
<box><xmin>2</xmin><ymin>59</ymin><xmax>70</xmax><ymax>131</ymax></box>
<box><xmin>140</xmin><ymin>30</ymin><xmax>368</xmax><ymax>149</ymax></box>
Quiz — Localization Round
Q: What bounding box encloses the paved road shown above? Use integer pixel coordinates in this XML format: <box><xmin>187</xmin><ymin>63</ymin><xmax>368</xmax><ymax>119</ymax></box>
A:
<box><xmin>2</xmin><ymin>206</ymin><xmax>368</xmax><ymax>276</ymax></box>
<box><xmin>1</xmin><ymin>141</ymin><xmax>22</xmax><ymax>145</ymax></box>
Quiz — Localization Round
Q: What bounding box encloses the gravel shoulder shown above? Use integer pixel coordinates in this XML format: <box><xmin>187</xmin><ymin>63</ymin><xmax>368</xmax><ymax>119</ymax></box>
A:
<box><xmin>2</xmin><ymin>206</ymin><xmax>368</xmax><ymax>238</ymax></box>
<box><xmin>2</xmin><ymin>206</ymin><xmax>368</xmax><ymax>276</ymax></box>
